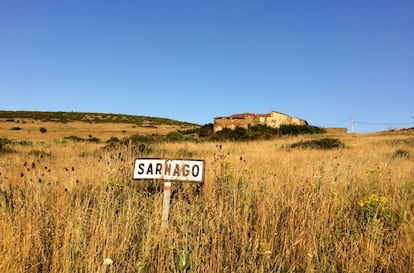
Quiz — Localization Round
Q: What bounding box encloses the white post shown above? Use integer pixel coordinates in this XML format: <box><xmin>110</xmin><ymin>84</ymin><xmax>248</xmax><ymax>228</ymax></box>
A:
<box><xmin>161</xmin><ymin>181</ymin><xmax>172</xmax><ymax>230</ymax></box>
<box><xmin>351</xmin><ymin>117</ymin><xmax>355</xmax><ymax>133</ymax></box>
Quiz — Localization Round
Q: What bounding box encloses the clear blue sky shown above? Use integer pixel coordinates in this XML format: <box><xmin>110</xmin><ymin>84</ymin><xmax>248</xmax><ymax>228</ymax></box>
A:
<box><xmin>1</xmin><ymin>0</ymin><xmax>413</xmax><ymax>132</ymax></box>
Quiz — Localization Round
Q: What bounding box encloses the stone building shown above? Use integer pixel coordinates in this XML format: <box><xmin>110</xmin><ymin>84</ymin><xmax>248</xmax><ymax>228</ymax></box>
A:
<box><xmin>213</xmin><ymin>111</ymin><xmax>308</xmax><ymax>132</ymax></box>
<box><xmin>324</xmin><ymin>127</ymin><xmax>348</xmax><ymax>134</ymax></box>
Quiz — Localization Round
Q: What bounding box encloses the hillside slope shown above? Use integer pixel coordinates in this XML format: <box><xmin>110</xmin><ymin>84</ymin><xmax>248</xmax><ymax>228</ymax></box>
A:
<box><xmin>0</xmin><ymin>110</ymin><xmax>198</xmax><ymax>142</ymax></box>
<box><xmin>0</xmin><ymin>110</ymin><xmax>197</xmax><ymax>126</ymax></box>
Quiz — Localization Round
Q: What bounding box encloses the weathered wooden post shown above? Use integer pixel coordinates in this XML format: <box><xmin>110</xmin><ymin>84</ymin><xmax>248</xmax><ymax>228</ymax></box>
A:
<box><xmin>161</xmin><ymin>181</ymin><xmax>172</xmax><ymax>230</ymax></box>
<box><xmin>133</xmin><ymin>158</ymin><xmax>205</xmax><ymax>230</ymax></box>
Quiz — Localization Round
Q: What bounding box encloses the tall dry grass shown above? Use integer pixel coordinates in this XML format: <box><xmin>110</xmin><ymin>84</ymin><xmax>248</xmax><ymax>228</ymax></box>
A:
<box><xmin>0</xmin><ymin>132</ymin><xmax>413</xmax><ymax>272</ymax></box>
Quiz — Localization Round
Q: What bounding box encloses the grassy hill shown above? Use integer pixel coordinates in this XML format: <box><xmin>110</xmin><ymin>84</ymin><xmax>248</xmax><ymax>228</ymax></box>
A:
<box><xmin>0</xmin><ymin>110</ymin><xmax>197</xmax><ymax>126</ymax></box>
<box><xmin>0</xmin><ymin>110</ymin><xmax>199</xmax><ymax>143</ymax></box>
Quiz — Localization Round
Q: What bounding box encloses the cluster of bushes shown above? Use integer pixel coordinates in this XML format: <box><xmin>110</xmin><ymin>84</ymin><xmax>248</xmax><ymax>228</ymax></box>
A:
<box><xmin>210</xmin><ymin>124</ymin><xmax>325</xmax><ymax>141</ymax></box>
<box><xmin>0</xmin><ymin>138</ymin><xmax>32</xmax><ymax>147</ymax></box>
<box><xmin>9</xmin><ymin>126</ymin><xmax>47</xmax><ymax>133</ymax></box>
<box><xmin>290</xmin><ymin>138</ymin><xmax>345</xmax><ymax>150</ymax></box>
<box><xmin>107</xmin><ymin>124</ymin><xmax>326</xmax><ymax>152</ymax></box>
<box><xmin>0</xmin><ymin>138</ymin><xmax>12</xmax><ymax>150</ymax></box>
<box><xmin>0</xmin><ymin>138</ymin><xmax>33</xmax><ymax>154</ymax></box>
<box><xmin>63</xmin><ymin>136</ymin><xmax>100</xmax><ymax>143</ymax></box>
<box><xmin>392</xmin><ymin>149</ymin><xmax>410</xmax><ymax>159</ymax></box>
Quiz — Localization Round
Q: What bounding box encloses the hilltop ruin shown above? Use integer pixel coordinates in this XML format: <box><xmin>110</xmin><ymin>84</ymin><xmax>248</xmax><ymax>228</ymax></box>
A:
<box><xmin>214</xmin><ymin>111</ymin><xmax>308</xmax><ymax>132</ymax></box>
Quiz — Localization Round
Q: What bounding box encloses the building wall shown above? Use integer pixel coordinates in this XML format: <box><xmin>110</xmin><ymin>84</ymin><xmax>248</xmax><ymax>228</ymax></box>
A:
<box><xmin>214</xmin><ymin>111</ymin><xmax>307</xmax><ymax>132</ymax></box>
<box><xmin>324</xmin><ymin>127</ymin><xmax>348</xmax><ymax>134</ymax></box>
<box><xmin>213</xmin><ymin>113</ymin><xmax>256</xmax><ymax>132</ymax></box>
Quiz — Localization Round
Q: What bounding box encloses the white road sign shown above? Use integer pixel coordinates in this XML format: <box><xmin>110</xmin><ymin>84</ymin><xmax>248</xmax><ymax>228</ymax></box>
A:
<box><xmin>133</xmin><ymin>158</ymin><xmax>205</xmax><ymax>183</ymax></box>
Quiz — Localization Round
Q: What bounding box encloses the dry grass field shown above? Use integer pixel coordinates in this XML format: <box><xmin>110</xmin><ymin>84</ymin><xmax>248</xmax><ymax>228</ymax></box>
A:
<box><xmin>0</xmin><ymin>117</ymin><xmax>413</xmax><ymax>272</ymax></box>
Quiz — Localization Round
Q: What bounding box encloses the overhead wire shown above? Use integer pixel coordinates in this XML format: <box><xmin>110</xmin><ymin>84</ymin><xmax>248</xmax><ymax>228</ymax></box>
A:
<box><xmin>322</xmin><ymin>117</ymin><xmax>353</xmax><ymax>127</ymax></box>
<box><xmin>354</xmin><ymin>121</ymin><xmax>413</xmax><ymax>126</ymax></box>
<box><xmin>322</xmin><ymin>117</ymin><xmax>413</xmax><ymax>129</ymax></box>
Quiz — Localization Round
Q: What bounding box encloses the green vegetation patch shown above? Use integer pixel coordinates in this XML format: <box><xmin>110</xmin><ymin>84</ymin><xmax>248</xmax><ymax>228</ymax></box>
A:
<box><xmin>0</xmin><ymin>138</ymin><xmax>12</xmax><ymax>148</ymax></box>
<box><xmin>290</xmin><ymin>138</ymin><xmax>345</xmax><ymax>150</ymax></box>
<box><xmin>210</xmin><ymin>124</ymin><xmax>325</xmax><ymax>141</ymax></box>
<box><xmin>0</xmin><ymin>138</ymin><xmax>32</xmax><ymax>147</ymax></box>
<box><xmin>0</xmin><ymin>138</ymin><xmax>32</xmax><ymax>154</ymax></box>
<box><xmin>63</xmin><ymin>136</ymin><xmax>101</xmax><ymax>143</ymax></box>
<box><xmin>279</xmin><ymin>124</ymin><xmax>325</xmax><ymax>135</ymax></box>
<box><xmin>392</xmin><ymin>149</ymin><xmax>410</xmax><ymax>159</ymax></box>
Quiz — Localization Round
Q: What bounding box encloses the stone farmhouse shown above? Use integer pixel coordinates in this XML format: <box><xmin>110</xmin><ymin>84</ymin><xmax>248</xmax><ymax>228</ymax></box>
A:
<box><xmin>213</xmin><ymin>111</ymin><xmax>308</xmax><ymax>132</ymax></box>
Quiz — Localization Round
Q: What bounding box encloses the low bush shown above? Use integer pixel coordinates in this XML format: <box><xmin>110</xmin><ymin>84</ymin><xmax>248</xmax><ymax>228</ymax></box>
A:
<box><xmin>392</xmin><ymin>149</ymin><xmax>410</xmax><ymax>159</ymax></box>
<box><xmin>88</xmin><ymin>137</ymin><xmax>100</xmax><ymax>143</ymax></box>
<box><xmin>0</xmin><ymin>138</ymin><xmax>32</xmax><ymax>153</ymax></box>
<box><xmin>63</xmin><ymin>135</ymin><xmax>100</xmax><ymax>143</ymax></box>
<box><xmin>64</xmin><ymin>136</ymin><xmax>83</xmax><ymax>142</ymax></box>
<box><xmin>0</xmin><ymin>138</ymin><xmax>12</xmax><ymax>148</ymax></box>
<box><xmin>279</xmin><ymin>124</ymin><xmax>325</xmax><ymax>135</ymax></box>
<box><xmin>209</xmin><ymin>124</ymin><xmax>325</xmax><ymax>141</ymax></box>
<box><xmin>0</xmin><ymin>138</ymin><xmax>12</xmax><ymax>154</ymax></box>
<box><xmin>198</xmin><ymin>123</ymin><xmax>214</xmax><ymax>137</ymax></box>
<box><xmin>106</xmin><ymin>137</ymin><xmax>120</xmax><ymax>144</ymax></box>
<box><xmin>290</xmin><ymin>138</ymin><xmax>345</xmax><ymax>150</ymax></box>
<box><xmin>165</xmin><ymin>131</ymin><xmax>186</xmax><ymax>142</ymax></box>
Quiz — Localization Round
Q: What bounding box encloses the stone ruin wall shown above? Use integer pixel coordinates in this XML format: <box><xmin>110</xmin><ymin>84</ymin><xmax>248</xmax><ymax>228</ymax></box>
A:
<box><xmin>324</xmin><ymin>127</ymin><xmax>348</xmax><ymax>134</ymax></box>
<box><xmin>214</xmin><ymin>111</ymin><xmax>308</xmax><ymax>132</ymax></box>
<box><xmin>213</xmin><ymin>113</ymin><xmax>256</xmax><ymax>132</ymax></box>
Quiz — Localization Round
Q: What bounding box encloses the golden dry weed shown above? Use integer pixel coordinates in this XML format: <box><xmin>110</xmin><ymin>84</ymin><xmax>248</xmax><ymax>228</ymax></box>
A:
<box><xmin>0</xmin><ymin>120</ymin><xmax>413</xmax><ymax>272</ymax></box>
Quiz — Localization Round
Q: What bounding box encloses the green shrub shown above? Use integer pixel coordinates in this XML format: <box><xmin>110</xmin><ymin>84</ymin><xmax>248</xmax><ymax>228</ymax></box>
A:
<box><xmin>392</xmin><ymin>149</ymin><xmax>410</xmax><ymax>159</ymax></box>
<box><xmin>88</xmin><ymin>137</ymin><xmax>100</xmax><ymax>143</ymax></box>
<box><xmin>0</xmin><ymin>138</ymin><xmax>12</xmax><ymax>148</ymax></box>
<box><xmin>279</xmin><ymin>124</ymin><xmax>325</xmax><ymax>135</ymax></box>
<box><xmin>15</xmin><ymin>140</ymin><xmax>32</xmax><ymax>146</ymax></box>
<box><xmin>106</xmin><ymin>137</ymin><xmax>120</xmax><ymax>144</ymax></box>
<box><xmin>210</xmin><ymin>124</ymin><xmax>325</xmax><ymax>141</ymax></box>
<box><xmin>11</xmin><ymin>127</ymin><xmax>21</xmax><ymax>130</ymax></box>
<box><xmin>248</xmin><ymin>124</ymin><xmax>278</xmax><ymax>135</ymax></box>
<box><xmin>1</xmin><ymin>138</ymin><xmax>31</xmax><ymax>145</ymax></box>
<box><xmin>290</xmin><ymin>138</ymin><xmax>345</xmax><ymax>150</ymax></box>
<box><xmin>0</xmin><ymin>138</ymin><xmax>12</xmax><ymax>154</ymax></box>
<box><xmin>40</xmin><ymin>127</ymin><xmax>47</xmax><ymax>133</ymax></box>
<box><xmin>64</xmin><ymin>136</ymin><xmax>83</xmax><ymax>142</ymax></box>
<box><xmin>166</xmin><ymin>131</ymin><xmax>185</xmax><ymax>142</ymax></box>
<box><xmin>225</xmin><ymin>126</ymin><xmax>248</xmax><ymax>141</ymax></box>
<box><xmin>198</xmin><ymin>123</ymin><xmax>214</xmax><ymax>137</ymax></box>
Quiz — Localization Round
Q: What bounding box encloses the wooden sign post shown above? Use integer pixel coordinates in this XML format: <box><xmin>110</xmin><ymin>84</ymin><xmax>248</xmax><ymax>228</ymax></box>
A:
<box><xmin>133</xmin><ymin>158</ymin><xmax>205</xmax><ymax>229</ymax></box>
<box><xmin>161</xmin><ymin>181</ymin><xmax>172</xmax><ymax>230</ymax></box>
